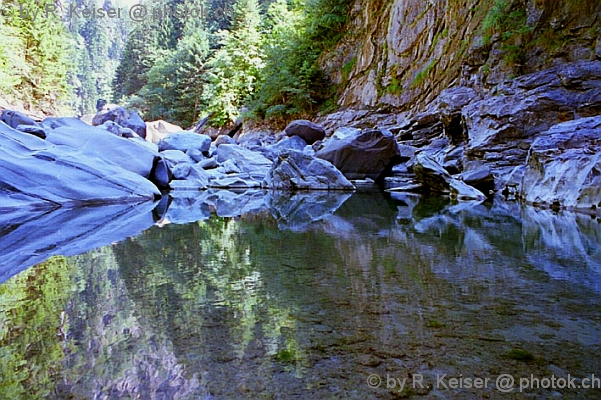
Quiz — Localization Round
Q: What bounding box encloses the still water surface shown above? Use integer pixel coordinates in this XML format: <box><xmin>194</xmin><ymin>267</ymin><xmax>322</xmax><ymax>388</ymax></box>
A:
<box><xmin>1</xmin><ymin>191</ymin><xmax>600</xmax><ymax>399</ymax></box>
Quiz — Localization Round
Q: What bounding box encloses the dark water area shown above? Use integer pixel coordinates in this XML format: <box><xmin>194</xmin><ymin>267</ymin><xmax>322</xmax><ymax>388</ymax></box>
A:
<box><xmin>1</xmin><ymin>191</ymin><xmax>601</xmax><ymax>399</ymax></box>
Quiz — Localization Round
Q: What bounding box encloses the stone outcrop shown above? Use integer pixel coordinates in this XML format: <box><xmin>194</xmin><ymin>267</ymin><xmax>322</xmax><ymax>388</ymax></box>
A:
<box><xmin>521</xmin><ymin>116</ymin><xmax>601</xmax><ymax>211</ymax></box>
<box><xmin>463</xmin><ymin>60</ymin><xmax>601</xmax><ymax>172</ymax></box>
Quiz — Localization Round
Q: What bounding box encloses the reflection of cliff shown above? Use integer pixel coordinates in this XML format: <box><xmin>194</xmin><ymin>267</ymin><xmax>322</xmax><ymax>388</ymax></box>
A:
<box><xmin>61</xmin><ymin>248</ymin><xmax>203</xmax><ymax>399</ymax></box>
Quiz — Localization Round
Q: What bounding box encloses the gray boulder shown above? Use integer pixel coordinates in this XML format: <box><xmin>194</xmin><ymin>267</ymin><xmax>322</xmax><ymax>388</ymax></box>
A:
<box><xmin>98</xmin><ymin>120</ymin><xmax>138</xmax><ymax>138</ymax></box>
<box><xmin>216</xmin><ymin>144</ymin><xmax>272</xmax><ymax>179</ymax></box>
<box><xmin>285</xmin><ymin>120</ymin><xmax>326</xmax><ymax>144</ymax></box>
<box><xmin>121</xmin><ymin>110</ymin><xmax>147</xmax><ymax>139</ymax></box>
<box><xmin>315</xmin><ymin>129</ymin><xmax>401</xmax><ymax>180</ymax></box>
<box><xmin>267</xmin><ymin>150</ymin><xmax>356</xmax><ymax>190</ymax></box>
<box><xmin>521</xmin><ymin>116</ymin><xmax>601</xmax><ymax>211</ymax></box>
<box><xmin>92</xmin><ymin>104</ymin><xmax>129</xmax><ymax>126</ymax></box>
<box><xmin>160</xmin><ymin>150</ymin><xmax>194</xmax><ymax>168</ymax></box>
<box><xmin>214</xmin><ymin>135</ymin><xmax>237</xmax><ymax>147</ymax></box>
<box><xmin>41</xmin><ymin>117</ymin><xmax>159</xmax><ymax>180</ymax></box>
<box><xmin>413</xmin><ymin>153</ymin><xmax>452</xmax><ymax>194</ymax></box>
<box><xmin>158</xmin><ymin>132</ymin><xmax>212</xmax><ymax>154</ymax></box>
<box><xmin>269</xmin><ymin>135</ymin><xmax>308</xmax><ymax>154</ymax></box>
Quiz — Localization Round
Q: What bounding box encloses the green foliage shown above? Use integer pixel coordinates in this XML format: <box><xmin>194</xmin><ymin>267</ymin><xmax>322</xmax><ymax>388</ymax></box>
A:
<box><xmin>143</xmin><ymin>27</ymin><xmax>210</xmax><ymax>127</ymax></box>
<box><xmin>411</xmin><ymin>60</ymin><xmax>438</xmax><ymax>88</ymax></box>
<box><xmin>0</xmin><ymin>0</ymin><xmax>73</xmax><ymax>112</ymax></box>
<box><xmin>479</xmin><ymin>0</ymin><xmax>533</xmax><ymax>66</ymax></box>
<box><xmin>201</xmin><ymin>0</ymin><xmax>264</xmax><ymax>126</ymax></box>
<box><xmin>0</xmin><ymin>257</ymin><xmax>74</xmax><ymax>398</ymax></box>
<box><xmin>113</xmin><ymin>26</ymin><xmax>160</xmax><ymax>101</ymax></box>
<box><xmin>249</xmin><ymin>0</ymin><xmax>350</xmax><ymax>122</ymax></box>
<box><xmin>110</xmin><ymin>0</ymin><xmax>351</xmax><ymax>126</ymax></box>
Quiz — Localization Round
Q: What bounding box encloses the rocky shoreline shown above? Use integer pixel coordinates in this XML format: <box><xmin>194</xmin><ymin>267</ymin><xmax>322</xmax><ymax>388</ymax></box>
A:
<box><xmin>1</xmin><ymin>60</ymin><xmax>600</xmax><ymax>215</ymax></box>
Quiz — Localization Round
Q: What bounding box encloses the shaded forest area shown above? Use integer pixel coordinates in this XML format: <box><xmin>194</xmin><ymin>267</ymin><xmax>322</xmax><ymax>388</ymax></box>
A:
<box><xmin>0</xmin><ymin>0</ymin><xmax>351</xmax><ymax>127</ymax></box>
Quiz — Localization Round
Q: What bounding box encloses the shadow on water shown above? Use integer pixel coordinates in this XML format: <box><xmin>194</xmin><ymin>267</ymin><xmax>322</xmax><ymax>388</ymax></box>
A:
<box><xmin>1</xmin><ymin>190</ymin><xmax>600</xmax><ymax>398</ymax></box>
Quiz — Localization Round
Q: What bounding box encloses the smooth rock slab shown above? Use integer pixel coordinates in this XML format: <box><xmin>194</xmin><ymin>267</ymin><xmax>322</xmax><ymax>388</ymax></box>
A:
<box><xmin>0</xmin><ymin>121</ymin><xmax>160</xmax><ymax>209</ymax></box>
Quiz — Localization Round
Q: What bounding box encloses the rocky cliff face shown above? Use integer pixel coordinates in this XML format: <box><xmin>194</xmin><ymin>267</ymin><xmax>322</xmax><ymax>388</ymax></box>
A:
<box><xmin>324</xmin><ymin>0</ymin><xmax>600</xmax><ymax>113</ymax></box>
<box><xmin>315</xmin><ymin>0</ymin><xmax>601</xmax><ymax>213</ymax></box>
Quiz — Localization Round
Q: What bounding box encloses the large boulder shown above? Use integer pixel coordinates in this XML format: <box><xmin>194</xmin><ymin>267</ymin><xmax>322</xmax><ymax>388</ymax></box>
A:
<box><xmin>412</xmin><ymin>153</ymin><xmax>452</xmax><ymax>194</ymax></box>
<box><xmin>266</xmin><ymin>150</ymin><xmax>355</xmax><ymax>190</ymax></box>
<box><xmin>0</xmin><ymin>121</ymin><xmax>160</xmax><ymax>209</ymax></box>
<box><xmin>1</xmin><ymin>109</ymin><xmax>37</xmax><ymax>129</ymax></box>
<box><xmin>315</xmin><ymin>129</ymin><xmax>401</xmax><ymax>181</ymax></box>
<box><xmin>521</xmin><ymin>116</ymin><xmax>601</xmax><ymax>211</ymax></box>
<box><xmin>285</xmin><ymin>120</ymin><xmax>326</xmax><ymax>144</ymax></box>
<box><xmin>269</xmin><ymin>135</ymin><xmax>308</xmax><ymax>154</ymax></box>
<box><xmin>158</xmin><ymin>132</ymin><xmax>212</xmax><ymax>154</ymax></box>
<box><xmin>92</xmin><ymin>104</ymin><xmax>128</xmax><ymax>126</ymax></box>
<box><xmin>121</xmin><ymin>110</ymin><xmax>147</xmax><ymax>139</ymax></box>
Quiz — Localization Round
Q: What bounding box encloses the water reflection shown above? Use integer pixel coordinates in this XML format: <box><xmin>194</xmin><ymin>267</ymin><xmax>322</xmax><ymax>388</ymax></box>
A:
<box><xmin>1</xmin><ymin>192</ymin><xmax>600</xmax><ymax>399</ymax></box>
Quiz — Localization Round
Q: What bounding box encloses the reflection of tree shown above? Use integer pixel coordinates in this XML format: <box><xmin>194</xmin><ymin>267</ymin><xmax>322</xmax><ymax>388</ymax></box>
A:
<box><xmin>0</xmin><ymin>257</ymin><xmax>74</xmax><ymax>398</ymax></box>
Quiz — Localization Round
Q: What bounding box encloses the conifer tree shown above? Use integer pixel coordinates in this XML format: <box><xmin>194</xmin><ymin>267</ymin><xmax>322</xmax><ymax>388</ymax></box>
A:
<box><xmin>202</xmin><ymin>0</ymin><xmax>264</xmax><ymax>126</ymax></box>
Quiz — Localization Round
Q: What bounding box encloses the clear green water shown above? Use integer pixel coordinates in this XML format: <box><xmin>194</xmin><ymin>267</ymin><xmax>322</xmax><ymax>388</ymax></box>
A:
<box><xmin>1</xmin><ymin>192</ymin><xmax>600</xmax><ymax>399</ymax></box>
